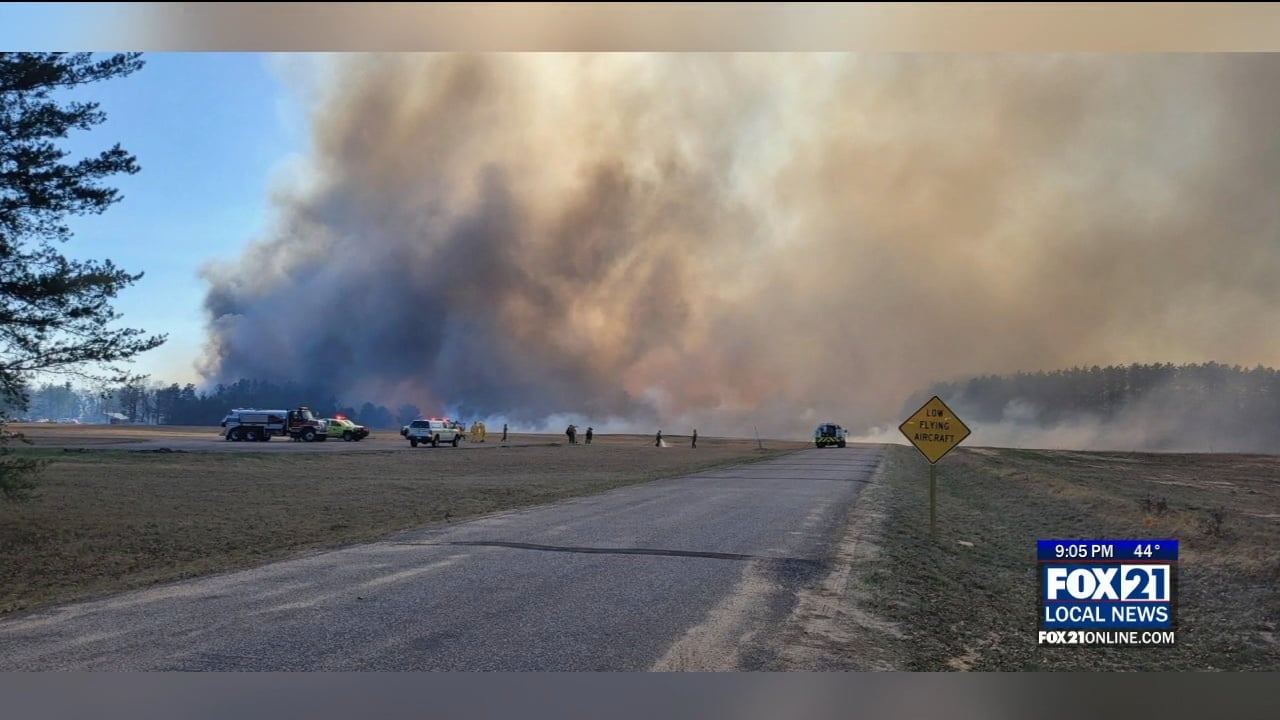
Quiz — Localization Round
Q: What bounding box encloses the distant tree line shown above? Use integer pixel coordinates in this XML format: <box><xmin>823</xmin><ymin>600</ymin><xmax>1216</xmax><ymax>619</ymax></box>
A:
<box><xmin>16</xmin><ymin>361</ymin><xmax>1280</xmax><ymax>443</ymax></box>
<box><xmin>914</xmin><ymin>362</ymin><xmax>1280</xmax><ymax>452</ymax></box>
<box><xmin>7</xmin><ymin>378</ymin><xmax>424</xmax><ymax>430</ymax></box>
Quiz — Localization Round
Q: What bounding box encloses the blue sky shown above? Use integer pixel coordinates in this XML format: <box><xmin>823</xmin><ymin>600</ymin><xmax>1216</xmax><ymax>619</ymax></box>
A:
<box><xmin>39</xmin><ymin>52</ymin><xmax>307</xmax><ymax>386</ymax></box>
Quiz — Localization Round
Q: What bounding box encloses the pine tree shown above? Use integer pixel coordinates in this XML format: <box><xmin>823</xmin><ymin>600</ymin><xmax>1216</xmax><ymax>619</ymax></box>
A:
<box><xmin>0</xmin><ymin>53</ymin><xmax>167</xmax><ymax>501</ymax></box>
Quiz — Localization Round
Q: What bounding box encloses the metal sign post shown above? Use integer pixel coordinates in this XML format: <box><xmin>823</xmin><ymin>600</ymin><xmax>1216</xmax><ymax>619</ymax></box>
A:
<box><xmin>899</xmin><ymin>395</ymin><xmax>971</xmax><ymax>538</ymax></box>
<box><xmin>930</xmin><ymin>463</ymin><xmax>937</xmax><ymax>536</ymax></box>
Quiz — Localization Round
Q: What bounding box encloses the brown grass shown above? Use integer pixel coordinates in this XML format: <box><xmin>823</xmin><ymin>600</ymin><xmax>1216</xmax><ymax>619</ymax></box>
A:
<box><xmin>0</xmin><ymin>428</ymin><xmax>804</xmax><ymax>615</ymax></box>
<box><xmin>7</xmin><ymin>423</ymin><xmax>215</xmax><ymax>445</ymax></box>
<box><xmin>856</xmin><ymin>445</ymin><xmax>1280</xmax><ymax>671</ymax></box>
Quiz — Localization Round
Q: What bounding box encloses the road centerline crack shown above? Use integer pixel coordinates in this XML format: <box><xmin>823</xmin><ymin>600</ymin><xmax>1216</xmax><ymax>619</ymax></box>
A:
<box><xmin>392</xmin><ymin>540</ymin><xmax>828</xmax><ymax>568</ymax></box>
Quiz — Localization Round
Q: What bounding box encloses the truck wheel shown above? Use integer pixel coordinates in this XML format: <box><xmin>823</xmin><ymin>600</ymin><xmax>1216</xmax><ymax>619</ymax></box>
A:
<box><xmin>343</xmin><ymin>431</ymin><xmax>353</xmax><ymax>442</ymax></box>
<box><xmin>838</xmin><ymin>441</ymin><xmax>846</xmax><ymax>448</ymax></box>
<box><xmin>815</xmin><ymin>441</ymin><xmax>821</xmax><ymax>448</ymax></box>
<box><xmin>229</xmin><ymin>427</ymin><xmax>244</xmax><ymax>442</ymax></box>
<box><xmin>262</xmin><ymin>435</ymin><xmax>271</xmax><ymax>442</ymax></box>
<box><xmin>432</xmin><ymin>435</ymin><xmax>440</xmax><ymax>448</ymax></box>
<box><xmin>410</xmin><ymin>438</ymin><xmax>419</xmax><ymax>447</ymax></box>
<box><xmin>452</xmin><ymin>435</ymin><xmax>459</xmax><ymax>447</ymax></box>
<box><xmin>245</xmin><ymin>429</ymin><xmax>260</xmax><ymax>442</ymax></box>
<box><xmin>303</xmin><ymin>428</ymin><xmax>317</xmax><ymax>442</ymax></box>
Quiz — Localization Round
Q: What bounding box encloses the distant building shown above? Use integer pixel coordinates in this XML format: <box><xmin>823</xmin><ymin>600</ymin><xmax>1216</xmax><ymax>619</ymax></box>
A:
<box><xmin>105</xmin><ymin>412</ymin><xmax>130</xmax><ymax>425</ymax></box>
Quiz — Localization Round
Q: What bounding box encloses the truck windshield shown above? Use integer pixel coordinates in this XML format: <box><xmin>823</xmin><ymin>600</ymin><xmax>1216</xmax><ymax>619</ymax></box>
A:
<box><xmin>300</xmin><ymin>410</ymin><xmax>315</xmax><ymax>421</ymax></box>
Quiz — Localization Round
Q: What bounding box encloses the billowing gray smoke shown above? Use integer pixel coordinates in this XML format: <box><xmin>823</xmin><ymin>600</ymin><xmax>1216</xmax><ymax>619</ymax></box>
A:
<box><xmin>201</xmin><ymin>54</ymin><xmax>1280</xmax><ymax>439</ymax></box>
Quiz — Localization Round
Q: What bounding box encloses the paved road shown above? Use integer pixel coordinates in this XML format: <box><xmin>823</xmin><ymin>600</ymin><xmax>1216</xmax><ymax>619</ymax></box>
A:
<box><xmin>0</xmin><ymin>447</ymin><xmax>883</xmax><ymax>671</ymax></box>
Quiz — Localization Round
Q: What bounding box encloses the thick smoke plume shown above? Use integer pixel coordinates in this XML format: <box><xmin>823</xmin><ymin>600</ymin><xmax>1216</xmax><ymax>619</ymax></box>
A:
<box><xmin>201</xmin><ymin>54</ymin><xmax>1280</xmax><ymax>441</ymax></box>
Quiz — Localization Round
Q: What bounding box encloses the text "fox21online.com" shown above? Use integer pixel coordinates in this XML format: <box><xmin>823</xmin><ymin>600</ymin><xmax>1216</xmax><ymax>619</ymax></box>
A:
<box><xmin>1037</xmin><ymin>539</ymin><xmax>1179</xmax><ymax>648</ymax></box>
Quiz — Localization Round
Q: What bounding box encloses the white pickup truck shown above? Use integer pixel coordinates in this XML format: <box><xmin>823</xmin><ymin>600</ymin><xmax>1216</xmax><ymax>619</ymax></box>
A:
<box><xmin>405</xmin><ymin>418</ymin><xmax>461</xmax><ymax>448</ymax></box>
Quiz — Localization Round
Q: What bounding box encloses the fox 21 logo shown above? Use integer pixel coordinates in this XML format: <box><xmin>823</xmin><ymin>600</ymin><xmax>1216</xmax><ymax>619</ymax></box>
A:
<box><xmin>1044</xmin><ymin>565</ymin><xmax>1171</xmax><ymax>602</ymax></box>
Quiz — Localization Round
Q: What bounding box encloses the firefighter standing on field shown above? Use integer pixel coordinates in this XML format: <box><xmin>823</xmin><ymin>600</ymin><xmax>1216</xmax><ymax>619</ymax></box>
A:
<box><xmin>692</xmin><ymin>429</ymin><xmax>697</xmax><ymax>449</ymax></box>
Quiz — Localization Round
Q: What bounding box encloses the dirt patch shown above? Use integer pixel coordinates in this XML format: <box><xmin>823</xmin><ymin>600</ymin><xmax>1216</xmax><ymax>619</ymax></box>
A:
<box><xmin>859</xmin><ymin>445</ymin><xmax>1280</xmax><ymax>670</ymax></box>
<box><xmin>946</xmin><ymin>647</ymin><xmax>980</xmax><ymax>671</ymax></box>
<box><xmin>0</xmin><ymin>436</ymin><xmax>805</xmax><ymax>615</ymax></box>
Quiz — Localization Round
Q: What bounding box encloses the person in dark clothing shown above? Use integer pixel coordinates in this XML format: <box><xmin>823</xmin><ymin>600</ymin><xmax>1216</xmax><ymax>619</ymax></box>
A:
<box><xmin>566</xmin><ymin>425</ymin><xmax>573</xmax><ymax>444</ymax></box>
<box><xmin>692</xmin><ymin>429</ymin><xmax>697</xmax><ymax>449</ymax></box>
<box><xmin>586</xmin><ymin>427</ymin><xmax>593</xmax><ymax>444</ymax></box>
<box><xmin>655</xmin><ymin>429</ymin><xmax>663</xmax><ymax>447</ymax></box>
<box><xmin>502</xmin><ymin>423</ymin><xmax>508</xmax><ymax>442</ymax></box>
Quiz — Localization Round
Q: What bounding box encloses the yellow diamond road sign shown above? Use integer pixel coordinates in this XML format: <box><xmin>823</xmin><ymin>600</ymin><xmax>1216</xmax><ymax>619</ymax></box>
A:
<box><xmin>899</xmin><ymin>395</ymin><xmax>971</xmax><ymax>464</ymax></box>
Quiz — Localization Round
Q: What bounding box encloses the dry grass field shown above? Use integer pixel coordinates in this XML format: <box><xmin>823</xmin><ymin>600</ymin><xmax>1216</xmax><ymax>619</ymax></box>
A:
<box><xmin>0</xmin><ymin>424</ymin><xmax>806</xmax><ymax>614</ymax></box>
<box><xmin>8</xmin><ymin>423</ymin><xmax>220</xmax><ymax>445</ymax></box>
<box><xmin>844</xmin><ymin>445</ymin><xmax>1280</xmax><ymax>671</ymax></box>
